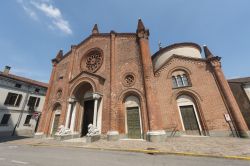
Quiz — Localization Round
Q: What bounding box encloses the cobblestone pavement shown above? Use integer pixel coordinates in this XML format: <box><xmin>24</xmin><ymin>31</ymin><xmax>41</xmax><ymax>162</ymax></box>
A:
<box><xmin>3</xmin><ymin>136</ymin><xmax>250</xmax><ymax>157</ymax></box>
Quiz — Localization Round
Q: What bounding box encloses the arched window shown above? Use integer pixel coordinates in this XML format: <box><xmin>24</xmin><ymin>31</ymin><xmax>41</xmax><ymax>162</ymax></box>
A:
<box><xmin>172</xmin><ymin>76</ymin><xmax>178</xmax><ymax>88</ymax></box>
<box><xmin>171</xmin><ymin>70</ymin><xmax>190</xmax><ymax>88</ymax></box>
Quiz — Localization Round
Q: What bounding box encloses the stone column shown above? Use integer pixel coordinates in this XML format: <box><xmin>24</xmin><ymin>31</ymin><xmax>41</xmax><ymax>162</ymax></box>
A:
<box><xmin>93</xmin><ymin>93</ymin><xmax>101</xmax><ymax>127</ymax></box>
<box><xmin>70</xmin><ymin>102</ymin><xmax>76</xmax><ymax>132</ymax></box>
<box><xmin>136</xmin><ymin>19</ymin><xmax>165</xmax><ymax>142</ymax></box>
<box><xmin>66</xmin><ymin>97</ymin><xmax>76</xmax><ymax>132</ymax></box>
<box><xmin>65</xmin><ymin>102</ymin><xmax>72</xmax><ymax>129</ymax></box>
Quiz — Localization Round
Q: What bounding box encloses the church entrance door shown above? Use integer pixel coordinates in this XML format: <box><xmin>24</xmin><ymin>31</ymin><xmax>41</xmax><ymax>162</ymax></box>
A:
<box><xmin>81</xmin><ymin>100</ymin><xmax>94</xmax><ymax>136</ymax></box>
<box><xmin>52</xmin><ymin>114</ymin><xmax>60</xmax><ymax>136</ymax></box>
<box><xmin>180</xmin><ymin>105</ymin><xmax>200</xmax><ymax>135</ymax></box>
<box><xmin>127</xmin><ymin>107</ymin><xmax>141</xmax><ymax>139</ymax></box>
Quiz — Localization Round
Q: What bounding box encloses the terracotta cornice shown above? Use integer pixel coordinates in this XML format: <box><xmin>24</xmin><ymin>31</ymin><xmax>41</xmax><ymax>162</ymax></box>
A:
<box><xmin>154</xmin><ymin>54</ymin><xmax>207</xmax><ymax>76</ymax></box>
<box><xmin>69</xmin><ymin>70</ymin><xmax>105</xmax><ymax>84</ymax></box>
<box><xmin>56</xmin><ymin>32</ymin><xmax>137</xmax><ymax>63</ymax></box>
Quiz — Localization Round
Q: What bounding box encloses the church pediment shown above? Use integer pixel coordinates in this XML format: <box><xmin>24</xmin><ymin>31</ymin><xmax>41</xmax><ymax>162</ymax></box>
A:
<box><xmin>69</xmin><ymin>70</ymin><xmax>106</xmax><ymax>85</ymax></box>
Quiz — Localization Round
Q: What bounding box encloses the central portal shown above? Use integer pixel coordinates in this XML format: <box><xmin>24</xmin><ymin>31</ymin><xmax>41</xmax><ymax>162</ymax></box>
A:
<box><xmin>81</xmin><ymin>100</ymin><xmax>94</xmax><ymax>136</ymax></box>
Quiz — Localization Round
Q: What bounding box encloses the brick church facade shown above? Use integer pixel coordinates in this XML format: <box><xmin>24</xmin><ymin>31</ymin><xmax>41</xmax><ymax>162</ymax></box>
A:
<box><xmin>36</xmin><ymin>19</ymin><xmax>250</xmax><ymax>141</ymax></box>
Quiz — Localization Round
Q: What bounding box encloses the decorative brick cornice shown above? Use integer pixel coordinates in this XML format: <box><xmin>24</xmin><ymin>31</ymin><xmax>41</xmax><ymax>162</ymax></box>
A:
<box><xmin>154</xmin><ymin>54</ymin><xmax>207</xmax><ymax>77</ymax></box>
<box><xmin>69</xmin><ymin>70</ymin><xmax>105</xmax><ymax>84</ymax></box>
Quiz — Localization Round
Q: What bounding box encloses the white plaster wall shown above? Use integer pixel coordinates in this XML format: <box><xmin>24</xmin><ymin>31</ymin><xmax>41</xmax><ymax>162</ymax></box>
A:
<box><xmin>0</xmin><ymin>110</ymin><xmax>19</xmax><ymax>133</ymax></box>
<box><xmin>0</xmin><ymin>79</ymin><xmax>46</xmax><ymax>136</ymax></box>
<box><xmin>244</xmin><ymin>84</ymin><xmax>250</xmax><ymax>101</ymax></box>
<box><xmin>153</xmin><ymin>46</ymin><xmax>202</xmax><ymax>70</ymax></box>
<box><xmin>0</xmin><ymin>87</ymin><xmax>26</xmax><ymax>110</ymax></box>
<box><xmin>0</xmin><ymin>87</ymin><xmax>45</xmax><ymax>113</ymax></box>
<box><xmin>24</xmin><ymin>94</ymin><xmax>46</xmax><ymax>113</ymax></box>
<box><xmin>0</xmin><ymin>110</ymin><xmax>38</xmax><ymax>136</ymax></box>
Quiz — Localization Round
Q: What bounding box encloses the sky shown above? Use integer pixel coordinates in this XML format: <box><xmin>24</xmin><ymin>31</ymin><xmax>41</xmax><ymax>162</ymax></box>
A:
<box><xmin>0</xmin><ymin>0</ymin><xmax>250</xmax><ymax>83</ymax></box>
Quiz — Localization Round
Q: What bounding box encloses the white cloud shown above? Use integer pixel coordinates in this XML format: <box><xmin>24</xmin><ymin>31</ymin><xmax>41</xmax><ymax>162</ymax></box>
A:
<box><xmin>17</xmin><ymin>0</ymin><xmax>72</xmax><ymax>35</ymax></box>
<box><xmin>52</xmin><ymin>19</ymin><xmax>72</xmax><ymax>35</ymax></box>
<box><xmin>31</xmin><ymin>2</ymin><xmax>61</xmax><ymax>19</ymax></box>
<box><xmin>22</xmin><ymin>5</ymin><xmax>39</xmax><ymax>21</ymax></box>
<box><xmin>17</xmin><ymin>0</ymin><xmax>38</xmax><ymax>21</ymax></box>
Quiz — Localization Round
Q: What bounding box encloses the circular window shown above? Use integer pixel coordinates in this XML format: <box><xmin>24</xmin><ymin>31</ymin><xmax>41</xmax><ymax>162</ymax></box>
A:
<box><xmin>123</xmin><ymin>73</ymin><xmax>135</xmax><ymax>87</ymax></box>
<box><xmin>85</xmin><ymin>49</ymin><xmax>103</xmax><ymax>73</ymax></box>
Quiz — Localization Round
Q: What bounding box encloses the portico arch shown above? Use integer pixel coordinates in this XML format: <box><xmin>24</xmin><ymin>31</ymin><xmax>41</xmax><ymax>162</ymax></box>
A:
<box><xmin>66</xmin><ymin>81</ymin><xmax>102</xmax><ymax>137</ymax></box>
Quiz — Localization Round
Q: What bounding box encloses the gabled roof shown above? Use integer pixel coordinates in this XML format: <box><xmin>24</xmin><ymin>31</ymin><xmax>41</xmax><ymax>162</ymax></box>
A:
<box><xmin>59</xmin><ymin>33</ymin><xmax>137</xmax><ymax>63</ymax></box>
<box><xmin>228</xmin><ymin>77</ymin><xmax>250</xmax><ymax>83</ymax></box>
<box><xmin>0</xmin><ymin>71</ymin><xmax>48</xmax><ymax>88</ymax></box>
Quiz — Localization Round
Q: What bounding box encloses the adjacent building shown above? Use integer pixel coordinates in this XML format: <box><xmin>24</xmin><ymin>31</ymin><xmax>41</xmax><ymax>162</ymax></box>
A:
<box><xmin>36</xmin><ymin>19</ymin><xmax>250</xmax><ymax>141</ymax></box>
<box><xmin>0</xmin><ymin>66</ymin><xmax>48</xmax><ymax>137</ymax></box>
<box><xmin>228</xmin><ymin>77</ymin><xmax>250</xmax><ymax>130</ymax></box>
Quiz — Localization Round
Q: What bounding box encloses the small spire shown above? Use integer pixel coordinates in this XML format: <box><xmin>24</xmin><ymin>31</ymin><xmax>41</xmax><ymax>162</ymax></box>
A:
<box><xmin>56</xmin><ymin>50</ymin><xmax>63</xmax><ymax>60</ymax></box>
<box><xmin>158</xmin><ymin>41</ymin><xmax>162</xmax><ymax>50</ymax></box>
<box><xmin>52</xmin><ymin>50</ymin><xmax>63</xmax><ymax>65</ymax></box>
<box><xmin>203</xmin><ymin>45</ymin><xmax>213</xmax><ymax>59</ymax></box>
<box><xmin>92</xmin><ymin>24</ymin><xmax>99</xmax><ymax>34</ymax></box>
<box><xmin>137</xmin><ymin>18</ymin><xmax>145</xmax><ymax>33</ymax></box>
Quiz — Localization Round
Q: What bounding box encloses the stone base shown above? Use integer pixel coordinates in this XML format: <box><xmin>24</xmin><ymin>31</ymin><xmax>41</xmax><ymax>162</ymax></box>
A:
<box><xmin>238</xmin><ymin>130</ymin><xmax>250</xmax><ymax>138</ymax></box>
<box><xmin>107</xmin><ymin>131</ymin><xmax>119</xmax><ymax>141</ymax></box>
<box><xmin>34</xmin><ymin>132</ymin><xmax>45</xmax><ymax>139</ymax></box>
<box><xmin>54</xmin><ymin>133</ymin><xmax>80</xmax><ymax>141</ymax></box>
<box><xmin>208</xmin><ymin>130</ymin><xmax>236</xmax><ymax>137</ymax></box>
<box><xmin>146</xmin><ymin>130</ymin><xmax>166</xmax><ymax>142</ymax></box>
<box><xmin>86</xmin><ymin>135</ymin><xmax>101</xmax><ymax>143</ymax></box>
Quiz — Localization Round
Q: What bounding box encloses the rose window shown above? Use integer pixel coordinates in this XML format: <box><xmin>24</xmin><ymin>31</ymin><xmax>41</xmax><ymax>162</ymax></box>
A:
<box><xmin>86</xmin><ymin>52</ymin><xmax>103</xmax><ymax>72</ymax></box>
<box><xmin>123</xmin><ymin>74</ymin><xmax>135</xmax><ymax>86</ymax></box>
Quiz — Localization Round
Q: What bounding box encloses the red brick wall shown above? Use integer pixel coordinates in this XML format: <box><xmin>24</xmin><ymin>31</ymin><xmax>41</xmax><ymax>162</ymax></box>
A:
<box><xmin>39</xmin><ymin>33</ymin><xmax>235</xmax><ymax>137</ymax></box>
<box><xmin>154</xmin><ymin>56</ymin><xmax>231</xmax><ymax>133</ymax></box>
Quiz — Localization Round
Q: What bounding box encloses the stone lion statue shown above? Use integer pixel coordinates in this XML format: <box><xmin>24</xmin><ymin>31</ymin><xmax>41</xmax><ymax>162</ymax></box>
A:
<box><xmin>57</xmin><ymin>125</ymin><xmax>71</xmax><ymax>135</ymax></box>
<box><xmin>87</xmin><ymin>124</ymin><xmax>99</xmax><ymax>136</ymax></box>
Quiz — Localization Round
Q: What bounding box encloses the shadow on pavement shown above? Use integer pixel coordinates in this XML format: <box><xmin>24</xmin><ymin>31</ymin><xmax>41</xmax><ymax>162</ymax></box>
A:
<box><xmin>0</xmin><ymin>136</ymin><xmax>31</xmax><ymax>143</ymax></box>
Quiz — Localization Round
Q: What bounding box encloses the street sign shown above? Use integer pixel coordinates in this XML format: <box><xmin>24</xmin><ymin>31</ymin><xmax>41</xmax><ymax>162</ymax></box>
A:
<box><xmin>224</xmin><ymin>113</ymin><xmax>231</xmax><ymax>122</ymax></box>
<box><xmin>32</xmin><ymin>112</ymin><xmax>40</xmax><ymax>120</ymax></box>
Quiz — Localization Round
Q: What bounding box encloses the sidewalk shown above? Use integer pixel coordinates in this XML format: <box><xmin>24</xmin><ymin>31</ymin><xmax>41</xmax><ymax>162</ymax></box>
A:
<box><xmin>4</xmin><ymin>136</ymin><xmax>250</xmax><ymax>160</ymax></box>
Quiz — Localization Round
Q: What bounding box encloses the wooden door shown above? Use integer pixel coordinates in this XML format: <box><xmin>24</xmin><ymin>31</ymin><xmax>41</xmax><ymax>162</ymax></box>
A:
<box><xmin>180</xmin><ymin>105</ymin><xmax>200</xmax><ymax>135</ymax></box>
<box><xmin>82</xmin><ymin>100</ymin><xmax>94</xmax><ymax>136</ymax></box>
<box><xmin>127</xmin><ymin>107</ymin><xmax>141</xmax><ymax>139</ymax></box>
<box><xmin>52</xmin><ymin>114</ymin><xmax>60</xmax><ymax>136</ymax></box>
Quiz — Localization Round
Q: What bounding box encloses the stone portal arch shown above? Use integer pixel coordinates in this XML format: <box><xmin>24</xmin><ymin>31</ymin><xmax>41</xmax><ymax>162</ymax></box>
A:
<box><xmin>66</xmin><ymin>81</ymin><xmax>102</xmax><ymax>137</ymax></box>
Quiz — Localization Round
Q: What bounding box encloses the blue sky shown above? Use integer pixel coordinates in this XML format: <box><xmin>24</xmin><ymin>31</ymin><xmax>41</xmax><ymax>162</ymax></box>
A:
<box><xmin>0</xmin><ymin>0</ymin><xmax>249</xmax><ymax>82</ymax></box>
